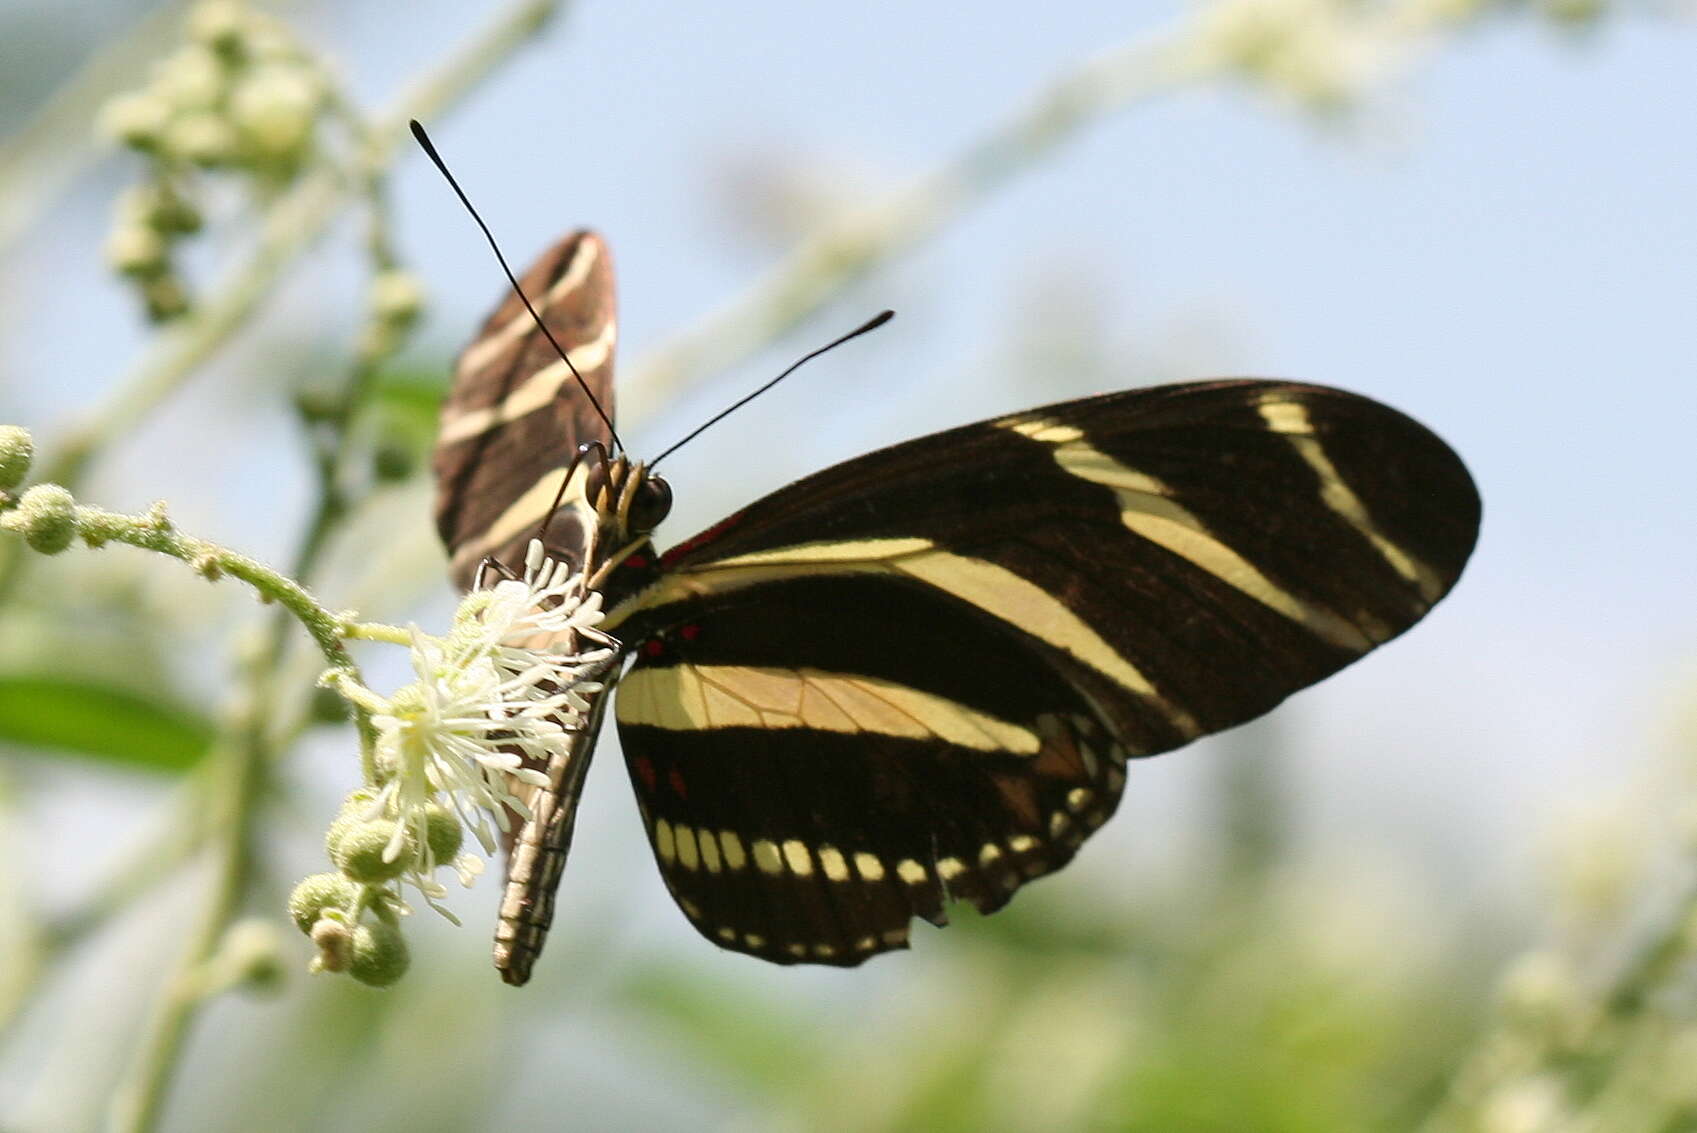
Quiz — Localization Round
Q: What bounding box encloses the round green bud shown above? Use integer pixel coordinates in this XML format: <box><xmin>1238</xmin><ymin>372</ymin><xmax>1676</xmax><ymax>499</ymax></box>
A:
<box><xmin>332</xmin><ymin>819</ymin><xmax>415</xmax><ymax>883</ymax></box>
<box><xmin>153</xmin><ymin>45</ymin><xmax>227</xmax><ymax>112</ymax></box>
<box><xmin>122</xmin><ymin>183</ymin><xmax>202</xmax><ymax>236</ymax></box>
<box><xmin>348</xmin><ymin>920</ymin><xmax>409</xmax><ymax>988</ymax></box>
<box><xmin>324</xmin><ymin>788</ymin><xmax>378</xmax><ymax>854</ymax></box>
<box><xmin>0</xmin><ymin>426</ymin><xmax>33</xmax><ymax>491</ymax></box>
<box><xmin>230</xmin><ymin>64</ymin><xmax>322</xmax><ymax>158</ymax></box>
<box><xmin>423</xmin><ymin>803</ymin><xmax>463</xmax><ymax>865</ymax></box>
<box><xmin>287</xmin><ymin>872</ymin><xmax>357</xmax><ymax>935</ymax></box>
<box><xmin>219</xmin><ymin>918</ymin><xmax>286</xmax><ymax>994</ymax></box>
<box><xmin>371</xmin><ymin>442</ymin><xmax>416</xmax><ymax>484</ymax></box>
<box><xmin>106</xmin><ymin>224</ymin><xmax>167</xmax><ymax>278</ymax></box>
<box><xmin>15</xmin><ymin>484</ymin><xmax>77</xmax><ymax>554</ymax></box>
<box><xmin>369</xmin><ymin>269</ymin><xmax>425</xmax><ymax>328</ymax></box>
<box><xmin>98</xmin><ymin>91</ymin><xmax>172</xmax><ymax>149</ymax></box>
<box><xmin>143</xmin><ymin>276</ymin><xmax>191</xmax><ymax>322</ymax></box>
<box><xmin>164</xmin><ymin>111</ymin><xmax>238</xmax><ymax>167</ymax></box>
<box><xmin>188</xmin><ymin>1</ymin><xmax>251</xmax><ymax>55</ymax></box>
<box><xmin>308</xmin><ymin>685</ymin><xmax>349</xmax><ymax>725</ymax></box>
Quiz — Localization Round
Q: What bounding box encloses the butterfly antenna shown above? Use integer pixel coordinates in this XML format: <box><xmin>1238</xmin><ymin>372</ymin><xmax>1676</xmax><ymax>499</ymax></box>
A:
<box><xmin>410</xmin><ymin>120</ymin><xmax>623</xmax><ymax>454</ymax></box>
<box><xmin>649</xmin><ymin>310</ymin><xmax>893</xmax><ymax>468</ymax></box>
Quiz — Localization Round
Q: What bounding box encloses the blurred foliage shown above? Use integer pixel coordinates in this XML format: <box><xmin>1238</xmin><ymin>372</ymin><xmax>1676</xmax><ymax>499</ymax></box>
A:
<box><xmin>0</xmin><ymin>674</ymin><xmax>212</xmax><ymax>773</ymax></box>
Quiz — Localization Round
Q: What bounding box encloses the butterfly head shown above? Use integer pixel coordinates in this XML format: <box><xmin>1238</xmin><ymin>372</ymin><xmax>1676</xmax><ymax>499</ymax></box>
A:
<box><xmin>576</xmin><ymin>446</ymin><xmax>671</xmax><ymax>540</ymax></box>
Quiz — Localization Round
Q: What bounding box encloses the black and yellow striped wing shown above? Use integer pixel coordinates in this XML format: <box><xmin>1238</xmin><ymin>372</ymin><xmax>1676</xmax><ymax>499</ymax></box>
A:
<box><xmin>433</xmin><ymin>229</ymin><xmax>616</xmax><ymax>589</ymax></box>
<box><xmin>604</xmin><ymin>379</ymin><xmax>1479</xmax><ymax>965</ymax></box>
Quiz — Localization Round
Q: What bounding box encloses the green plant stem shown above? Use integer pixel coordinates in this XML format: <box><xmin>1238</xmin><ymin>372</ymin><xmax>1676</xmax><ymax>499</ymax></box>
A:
<box><xmin>342</xmin><ymin>621</ymin><xmax>413</xmax><ymax>646</ymax></box>
<box><xmin>622</xmin><ymin>33</ymin><xmax>1208</xmax><ymax>423</ymax></box>
<box><xmin>106</xmin><ymin>652</ymin><xmax>275</xmax><ymax>1133</ymax></box>
<box><xmin>40</xmin><ymin>502</ymin><xmax>362</xmax><ymax>693</ymax></box>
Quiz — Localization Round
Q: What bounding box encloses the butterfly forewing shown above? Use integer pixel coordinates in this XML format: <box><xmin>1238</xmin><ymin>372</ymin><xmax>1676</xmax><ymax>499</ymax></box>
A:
<box><xmin>604</xmin><ymin>379</ymin><xmax>1479</xmax><ymax>964</ymax></box>
<box><xmin>434</xmin><ymin>229</ymin><xmax>617</xmax><ymax>589</ymax></box>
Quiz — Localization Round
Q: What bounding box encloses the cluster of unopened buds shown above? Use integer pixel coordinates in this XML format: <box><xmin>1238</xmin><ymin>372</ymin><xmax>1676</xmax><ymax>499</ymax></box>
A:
<box><xmin>98</xmin><ymin>1</ymin><xmax>332</xmax><ymax>320</ymax></box>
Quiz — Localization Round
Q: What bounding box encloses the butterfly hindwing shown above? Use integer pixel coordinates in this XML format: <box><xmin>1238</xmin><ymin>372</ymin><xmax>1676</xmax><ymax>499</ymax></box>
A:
<box><xmin>606</xmin><ymin>379</ymin><xmax>1479</xmax><ymax>963</ymax></box>
<box><xmin>612</xmin><ymin>570</ymin><xmax>1134</xmax><ymax>964</ymax></box>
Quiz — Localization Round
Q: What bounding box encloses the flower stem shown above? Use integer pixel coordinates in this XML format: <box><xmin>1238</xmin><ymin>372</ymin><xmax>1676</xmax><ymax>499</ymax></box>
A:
<box><xmin>342</xmin><ymin>621</ymin><xmax>413</xmax><ymax>646</ymax></box>
<box><xmin>106</xmin><ymin>655</ymin><xmax>274</xmax><ymax>1133</ymax></box>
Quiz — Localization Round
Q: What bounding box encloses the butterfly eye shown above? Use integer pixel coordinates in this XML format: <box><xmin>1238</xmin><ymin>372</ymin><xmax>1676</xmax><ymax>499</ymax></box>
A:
<box><xmin>627</xmin><ymin>475</ymin><xmax>673</xmax><ymax>533</ymax></box>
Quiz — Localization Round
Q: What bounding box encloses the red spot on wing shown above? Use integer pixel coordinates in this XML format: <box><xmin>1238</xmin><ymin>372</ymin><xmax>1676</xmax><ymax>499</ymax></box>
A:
<box><xmin>668</xmin><ymin>767</ymin><xmax>688</xmax><ymax>799</ymax></box>
<box><xmin>660</xmin><ymin>511</ymin><xmax>747</xmax><ymax>566</ymax></box>
<box><xmin>679</xmin><ymin>623</ymin><xmax>701</xmax><ymax>641</ymax></box>
<box><xmin>643</xmin><ymin>639</ymin><xmax>665</xmax><ymax>658</ymax></box>
<box><xmin>624</xmin><ymin>552</ymin><xmax>650</xmax><ymax>569</ymax></box>
<box><xmin>633</xmin><ymin>755</ymin><xmax>656</xmax><ymax>790</ymax></box>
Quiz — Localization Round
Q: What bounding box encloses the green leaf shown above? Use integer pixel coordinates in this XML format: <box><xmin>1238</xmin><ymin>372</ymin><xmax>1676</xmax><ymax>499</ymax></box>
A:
<box><xmin>0</xmin><ymin>674</ymin><xmax>213</xmax><ymax>772</ymax></box>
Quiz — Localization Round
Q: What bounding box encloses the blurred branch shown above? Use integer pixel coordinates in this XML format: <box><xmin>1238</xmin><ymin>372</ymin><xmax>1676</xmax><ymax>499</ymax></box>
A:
<box><xmin>623</xmin><ymin>33</ymin><xmax>1209</xmax><ymax>421</ymax></box>
<box><xmin>107</xmin><ymin>651</ymin><xmax>276</xmax><ymax>1133</ymax></box>
<box><xmin>0</xmin><ymin>1</ymin><xmax>191</xmax><ymax>255</ymax></box>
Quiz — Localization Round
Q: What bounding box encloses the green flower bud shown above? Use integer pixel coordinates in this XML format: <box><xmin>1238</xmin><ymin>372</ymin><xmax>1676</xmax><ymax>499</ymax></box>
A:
<box><xmin>371</xmin><ymin>442</ymin><xmax>415</xmax><ymax>484</ymax></box>
<box><xmin>243</xmin><ymin>23</ymin><xmax>300</xmax><ymax>63</ymax></box>
<box><xmin>324</xmin><ymin>788</ymin><xmax>378</xmax><ymax>855</ymax></box>
<box><xmin>98</xmin><ymin>91</ymin><xmax>172</xmax><ymax>149</ymax></box>
<box><xmin>370</xmin><ymin>269</ymin><xmax>425</xmax><ymax>329</ymax></box>
<box><xmin>118</xmin><ymin>184</ymin><xmax>202</xmax><ymax>236</ymax></box>
<box><xmin>288</xmin><ymin>872</ymin><xmax>357</xmax><ymax>934</ymax></box>
<box><xmin>143</xmin><ymin>275</ymin><xmax>191</xmax><ymax>322</ymax></box>
<box><xmin>14</xmin><ymin>484</ymin><xmax>77</xmax><ymax>554</ymax></box>
<box><xmin>106</xmin><ymin>224</ymin><xmax>168</xmax><ymax>278</ymax></box>
<box><xmin>308</xmin><ymin>685</ymin><xmax>349</xmax><ymax>724</ymax></box>
<box><xmin>332</xmin><ymin>818</ymin><xmax>416</xmax><ymax>883</ymax></box>
<box><xmin>189</xmin><ymin>0</ymin><xmax>251</xmax><ymax>55</ymax></box>
<box><xmin>230</xmin><ymin>64</ymin><xmax>322</xmax><ymax>158</ymax></box>
<box><xmin>136</xmin><ymin>184</ymin><xmax>203</xmax><ymax>236</ymax></box>
<box><xmin>218</xmin><ymin>918</ymin><xmax>286</xmax><ymax>994</ymax></box>
<box><xmin>164</xmin><ymin>111</ymin><xmax>238</xmax><ymax>167</ymax></box>
<box><xmin>0</xmin><ymin>426</ymin><xmax>33</xmax><ymax>491</ymax></box>
<box><xmin>153</xmin><ymin>45</ymin><xmax>228</xmax><ymax>112</ymax></box>
<box><xmin>423</xmin><ymin>803</ymin><xmax>463</xmax><ymax>865</ymax></box>
<box><xmin>348</xmin><ymin>920</ymin><xmax>409</xmax><ymax>987</ymax></box>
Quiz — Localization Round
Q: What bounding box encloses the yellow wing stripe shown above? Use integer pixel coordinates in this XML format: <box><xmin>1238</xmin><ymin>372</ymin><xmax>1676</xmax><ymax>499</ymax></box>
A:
<box><xmin>616</xmin><ymin>663</ymin><xmax>1041</xmax><ymax>753</ymax></box>
<box><xmin>454</xmin><ymin>237</ymin><xmax>603</xmax><ymax>377</ymax></box>
<box><xmin>1256</xmin><ymin>396</ymin><xmax>1448</xmax><ymax>604</ymax></box>
<box><xmin>1001</xmin><ymin>414</ymin><xmax>1378</xmax><ymax>650</ymax></box>
<box><xmin>440</xmin><ymin>321</ymin><xmax>617</xmax><ymax>445</ymax></box>
<box><xmin>610</xmin><ymin>537</ymin><xmax>1199</xmax><ymax>738</ymax></box>
<box><xmin>447</xmin><ymin>460</ymin><xmax>592</xmax><ymax>579</ymax></box>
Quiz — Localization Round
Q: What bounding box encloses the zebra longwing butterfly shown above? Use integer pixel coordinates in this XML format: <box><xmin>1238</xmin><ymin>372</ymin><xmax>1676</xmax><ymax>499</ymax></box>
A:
<box><xmin>433</xmin><ymin>230</ymin><xmax>1481</xmax><ymax>985</ymax></box>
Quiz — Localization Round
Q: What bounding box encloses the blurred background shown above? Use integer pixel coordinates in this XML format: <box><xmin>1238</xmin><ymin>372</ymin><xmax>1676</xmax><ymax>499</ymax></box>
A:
<box><xmin>1</xmin><ymin>0</ymin><xmax>1695</xmax><ymax>1129</ymax></box>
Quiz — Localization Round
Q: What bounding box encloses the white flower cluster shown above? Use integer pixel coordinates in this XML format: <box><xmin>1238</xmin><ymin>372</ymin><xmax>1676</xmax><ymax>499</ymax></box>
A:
<box><xmin>293</xmin><ymin>540</ymin><xmax>614</xmax><ymax>984</ymax></box>
<box><xmin>369</xmin><ymin>541</ymin><xmax>612</xmax><ymax>891</ymax></box>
